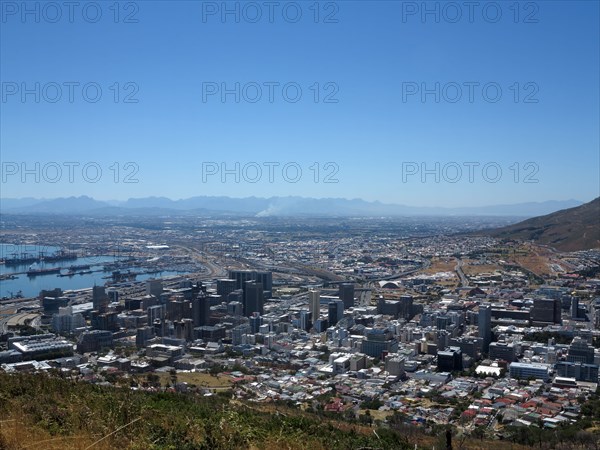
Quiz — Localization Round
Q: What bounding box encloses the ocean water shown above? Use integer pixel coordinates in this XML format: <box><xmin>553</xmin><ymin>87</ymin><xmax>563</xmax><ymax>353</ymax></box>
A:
<box><xmin>0</xmin><ymin>244</ymin><xmax>185</xmax><ymax>298</ymax></box>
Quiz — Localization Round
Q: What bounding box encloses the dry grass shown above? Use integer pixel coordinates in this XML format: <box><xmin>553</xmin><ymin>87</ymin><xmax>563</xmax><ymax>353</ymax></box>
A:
<box><xmin>157</xmin><ymin>371</ymin><xmax>233</xmax><ymax>389</ymax></box>
<box><xmin>461</xmin><ymin>263</ymin><xmax>503</xmax><ymax>276</ymax></box>
<box><xmin>0</xmin><ymin>413</ymin><xmax>114</xmax><ymax>450</ymax></box>
<box><xmin>508</xmin><ymin>244</ymin><xmax>556</xmax><ymax>276</ymax></box>
<box><xmin>421</xmin><ymin>258</ymin><xmax>457</xmax><ymax>274</ymax></box>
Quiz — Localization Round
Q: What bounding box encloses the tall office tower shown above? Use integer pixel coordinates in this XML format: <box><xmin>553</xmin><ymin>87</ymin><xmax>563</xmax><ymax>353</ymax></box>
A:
<box><xmin>254</xmin><ymin>271</ymin><xmax>273</xmax><ymax>293</ymax></box>
<box><xmin>92</xmin><ymin>285</ymin><xmax>109</xmax><ymax>313</ymax></box>
<box><xmin>167</xmin><ymin>296</ymin><xmax>189</xmax><ymax>321</ymax></box>
<box><xmin>249</xmin><ymin>312</ymin><xmax>263</xmax><ymax>333</ymax></box>
<box><xmin>478</xmin><ymin>304</ymin><xmax>492</xmax><ymax>353</ymax></box>
<box><xmin>106</xmin><ymin>287</ymin><xmax>119</xmax><ymax>303</ymax></box>
<box><xmin>228</xmin><ymin>270</ymin><xmax>273</xmax><ymax>296</ymax></box>
<box><xmin>191</xmin><ymin>293</ymin><xmax>211</xmax><ymax>327</ymax></box>
<box><xmin>309</xmin><ymin>289</ymin><xmax>321</xmax><ymax>320</ymax></box>
<box><xmin>399</xmin><ymin>294</ymin><xmax>414</xmax><ymax>319</ymax></box>
<box><xmin>571</xmin><ymin>297</ymin><xmax>580</xmax><ymax>319</ymax></box>
<box><xmin>299</xmin><ymin>310</ymin><xmax>312</xmax><ymax>331</ymax></box>
<box><xmin>338</xmin><ymin>283</ymin><xmax>355</xmax><ymax>309</ymax></box>
<box><xmin>328</xmin><ymin>300</ymin><xmax>344</xmax><ymax>326</ymax></box>
<box><xmin>147</xmin><ymin>304</ymin><xmax>165</xmax><ymax>326</ymax></box>
<box><xmin>145</xmin><ymin>279</ymin><xmax>163</xmax><ymax>297</ymax></box>
<box><xmin>532</xmin><ymin>298</ymin><xmax>562</xmax><ymax>324</ymax></box>
<box><xmin>217</xmin><ymin>279</ymin><xmax>237</xmax><ymax>299</ymax></box>
<box><xmin>229</xmin><ymin>270</ymin><xmax>256</xmax><ymax>290</ymax></box>
<box><xmin>243</xmin><ymin>281</ymin><xmax>264</xmax><ymax>316</ymax></box>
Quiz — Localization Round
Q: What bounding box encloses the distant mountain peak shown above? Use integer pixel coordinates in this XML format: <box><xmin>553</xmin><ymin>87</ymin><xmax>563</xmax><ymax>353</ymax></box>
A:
<box><xmin>0</xmin><ymin>195</ymin><xmax>586</xmax><ymax>218</ymax></box>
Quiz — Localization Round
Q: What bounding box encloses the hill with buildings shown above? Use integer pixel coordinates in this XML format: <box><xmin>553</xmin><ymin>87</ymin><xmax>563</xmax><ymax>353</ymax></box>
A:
<box><xmin>482</xmin><ymin>197</ymin><xmax>600</xmax><ymax>251</ymax></box>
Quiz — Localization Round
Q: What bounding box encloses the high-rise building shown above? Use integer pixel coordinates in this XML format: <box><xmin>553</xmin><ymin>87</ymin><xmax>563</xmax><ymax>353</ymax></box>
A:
<box><xmin>488</xmin><ymin>342</ymin><xmax>517</xmax><ymax>362</ymax></box>
<box><xmin>145</xmin><ymin>279</ymin><xmax>163</xmax><ymax>298</ymax></box>
<box><xmin>92</xmin><ymin>285</ymin><xmax>109</xmax><ymax>312</ymax></box>
<box><xmin>299</xmin><ymin>310</ymin><xmax>312</xmax><ymax>331</ymax></box>
<box><xmin>229</xmin><ymin>270</ymin><xmax>257</xmax><ymax>290</ymax></box>
<box><xmin>385</xmin><ymin>356</ymin><xmax>406</xmax><ymax>376</ymax></box>
<box><xmin>147</xmin><ymin>304</ymin><xmax>165</xmax><ymax>326</ymax></box>
<box><xmin>232</xmin><ymin>323</ymin><xmax>251</xmax><ymax>345</ymax></box>
<box><xmin>77</xmin><ymin>330</ymin><xmax>113</xmax><ymax>353</ymax></box>
<box><xmin>532</xmin><ymin>298</ymin><xmax>561</xmax><ymax>324</ymax></box>
<box><xmin>254</xmin><ymin>271</ymin><xmax>273</xmax><ymax>294</ymax></box>
<box><xmin>338</xmin><ymin>283</ymin><xmax>355</xmax><ymax>309</ymax></box>
<box><xmin>567</xmin><ymin>337</ymin><xmax>595</xmax><ymax>364</ymax></box>
<box><xmin>51</xmin><ymin>306</ymin><xmax>85</xmax><ymax>333</ymax></box>
<box><xmin>167</xmin><ymin>297</ymin><xmax>189</xmax><ymax>322</ymax></box>
<box><xmin>249</xmin><ymin>312</ymin><xmax>263</xmax><ymax>333</ymax></box>
<box><xmin>136</xmin><ymin>326</ymin><xmax>154</xmax><ymax>348</ymax></box>
<box><xmin>309</xmin><ymin>290</ymin><xmax>321</xmax><ymax>320</ymax></box>
<box><xmin>228</xmin><ymin>270</ymin><xmax>273</xmax><ymax>297</ymax></box>
<box><xmin>216</xmin><ymin>279</ymin><xmax>237</xmax><ymax>299</ymax></box>
<box><xmin>328</xmin><ymin>300</ymin><xmax>344</xmax><ymax>325</ymax></box>
<box><xmin>243</xmin><ymin>281</ymin><xmax>264</xmax><ymax>316</ymax></box>
<box><xmin>437</xmin><ymin>347</ymin><xmax>463</xmax><ymax>372</ymax></box>
<box><xmin>478</xmin><ymin>305</ymin><xmax>492</xmax><ymax>353</ymax></box>
<box><xmin>191</xmin><ymin>293</ymin><xmax>211</xmax><ymax>327</ymax></box>
<box><xmin>399</xmin><ymin>294</ymin><xmax>414</xmax><ymax>320</ymax></box>
<box><xmin>361</xmin><ymin>327</ymin><xmax>398</xmax><ymax>358</ymax></box>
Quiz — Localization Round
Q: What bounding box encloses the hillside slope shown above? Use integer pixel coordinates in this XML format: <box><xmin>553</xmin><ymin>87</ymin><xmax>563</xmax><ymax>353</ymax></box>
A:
<box><xmin>483</xmin><ymin>197</ymin><xmax>599</xmax><ymax>251</ymax></box>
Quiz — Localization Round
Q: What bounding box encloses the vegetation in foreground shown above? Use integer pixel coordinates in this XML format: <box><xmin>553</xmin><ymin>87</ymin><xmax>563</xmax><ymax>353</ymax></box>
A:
<box><xmin>0</xmin><ymin>371</ymin><xmax>599</xmax><ymax>449</ymax></box>
<box><xmin>0</xmin><ymin>372</ymin><xmax>412</xmax><ymax>450</ymax></box>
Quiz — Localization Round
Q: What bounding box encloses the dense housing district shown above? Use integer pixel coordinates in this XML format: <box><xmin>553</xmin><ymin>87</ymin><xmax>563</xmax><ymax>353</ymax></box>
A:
<box><xmin>1</xmin><ymin>215</ymin><xmax>599</xmax><ymax>445</ymax></box>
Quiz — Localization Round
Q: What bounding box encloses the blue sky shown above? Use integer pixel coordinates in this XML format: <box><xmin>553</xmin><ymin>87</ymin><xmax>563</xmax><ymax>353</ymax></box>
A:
<box><xmin>1</xmin><ymin>0</ymin><xmax>599</xmax><ymax>207</ymax></box>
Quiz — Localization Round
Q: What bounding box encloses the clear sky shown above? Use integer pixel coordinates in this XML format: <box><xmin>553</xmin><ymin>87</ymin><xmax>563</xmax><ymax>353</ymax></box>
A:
<box><xmin>1</xmin><ymin>0</ymin><xmax>599</xmax><ymax>207</ymax></box>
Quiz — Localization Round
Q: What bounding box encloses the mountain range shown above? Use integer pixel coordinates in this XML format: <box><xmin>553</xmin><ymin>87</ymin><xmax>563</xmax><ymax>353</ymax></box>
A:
<box><xmin>0</xmin><ymin>196</ymin><xmax>585</xmax><ymax>217</ymax></box>
<box><xmin>481</xmin><ymin>197</ymin><xmax>600</xmax><ymax>251</ymax></box>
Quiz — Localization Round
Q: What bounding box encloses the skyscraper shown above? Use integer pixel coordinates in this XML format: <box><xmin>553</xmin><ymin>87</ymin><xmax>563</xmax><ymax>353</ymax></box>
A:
<box><xmin>145</xmin><ymin>279</ymin><xmax>163</xmax><ymax>298</ymax></box>
<box><xmin>532</xmin><ymin>298</ymin><xmax>562</xmax><ymax>324</ymax></box>
<box><xmin>300</xmin><ymin>310</ymin><xmax>312</xmax><ymax>331</ymax></box>
<box><xmin>92</xmin><ymin>285</ymin><xmax>109</xmax><ymax>313</ymax></box>
<box><xmin>338</xmin><ymin>283</ymin><xmax>355</xmax><ymax>309</ymax></box>
<box><xmin>191</xmin><ymin>293</ymin><xmax>211</xmax><ymax>327</ymax></box>
<box><xmin>328</xmin><ymin>300</ymin><xmax>344</xmax><ymax>326</ymax></box>
<box><xmin>254</xmin><ymin>271</ymin><xmax>273</xmax><ymax>293</ymax></box>
<box><xmin>249</xmin><ymin>312</ymin><xmax>263</xmax><ymax>333</ymax></box>
<box><xmin>217</xmin><ymin>278</ymin><xmax>237</xmax><ymax>299</ymax></box>
<box><xmin>228</xmin><ymin>270</ymin><xmax>273</xmax><ymax>297</ymax></box>
<box><xmin>243</xmin><ymin>281</ymin><xmax>264</xmax><ymax>316</ymax></box>
<box><xmin>478</xmin><ymin>304</ymin><xmax>492</xmax><ymax>353</ymax></box>
<box><xmin>309</xmin><ymin>289</ymin><xmax>321</xmax><ymax>320</ymax></box>
<box><xmin>229</xmin><ymin>269</ymin><xmax>257</xmax><ymax>290</ymax></box>
<box><xmin>399</xmin><ymin>294</ymin><xmax>414</xmax><ymax>320</ymax></box>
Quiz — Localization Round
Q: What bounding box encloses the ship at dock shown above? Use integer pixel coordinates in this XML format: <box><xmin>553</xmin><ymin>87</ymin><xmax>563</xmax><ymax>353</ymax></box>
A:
<box><xmin>68</xmin><ymin>264</ymin><xmax>91</xmax><ymax>271</ymax></box>
<box><xmin>3</xmin><ymin>254</ymin><xmax>39</xmax><ymax>266</ymax></box>
<box><xmin>26</xmin><ymin>267</ymin><xmax>62</xmax><ymax>277</ymax></box>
